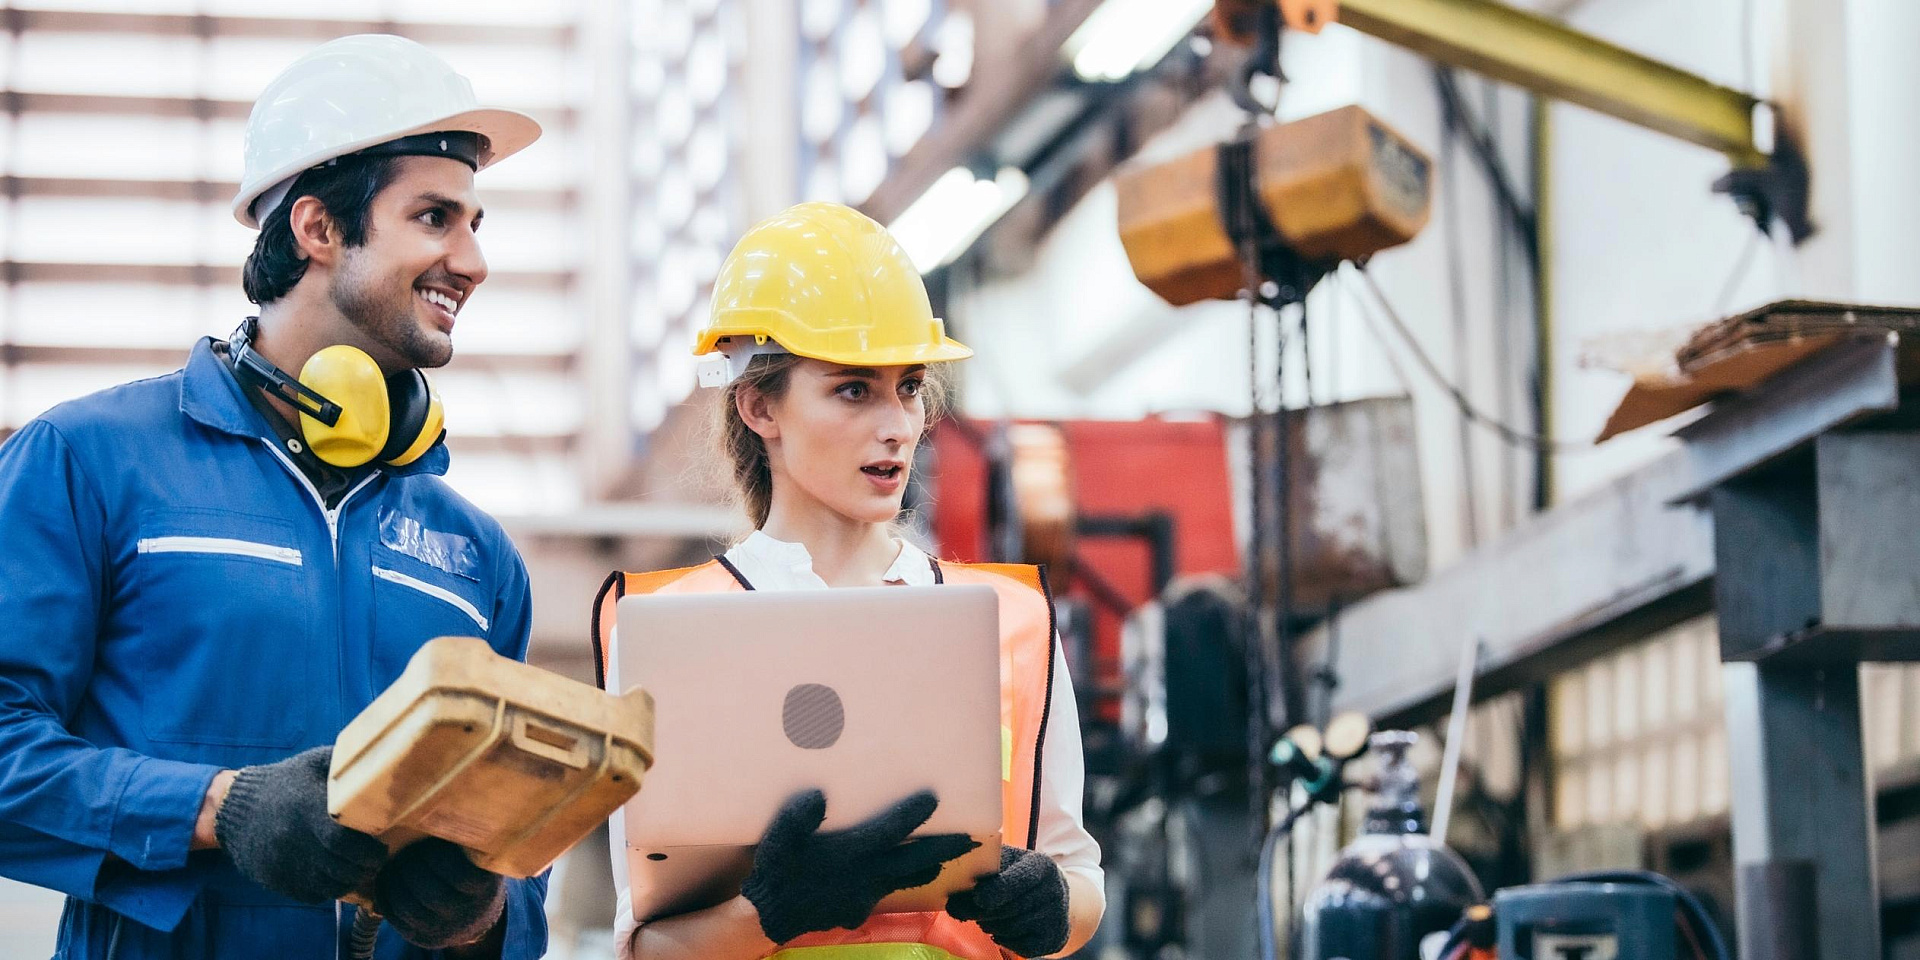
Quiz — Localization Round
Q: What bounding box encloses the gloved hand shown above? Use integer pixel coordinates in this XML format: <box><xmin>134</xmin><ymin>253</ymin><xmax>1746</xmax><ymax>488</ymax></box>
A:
<box><xmin>742</xmin><ymin>789</ymin><xmax>978</xmax><ymax>945</ymax></box>
<box><xmin>946</xmin><ymin>846</ymin><xmax>1072</xmax><ymax>958</ymax></box>
<box><xmin>373</xmin><ymin>838</ymin><xmax>508</xmax><ymax>949</ymax></box>
<box><xmin>214</xmin><ymin>745</ymin><xmax>387</xmax><ymax>904</ymax></box>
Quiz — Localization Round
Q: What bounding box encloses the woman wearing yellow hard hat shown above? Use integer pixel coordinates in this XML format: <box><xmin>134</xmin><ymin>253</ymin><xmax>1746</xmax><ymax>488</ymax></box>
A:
<box><xmin>595</xmin><ymin>202</ymin><xmax>1104</xmax><ymax>960</ymax></box>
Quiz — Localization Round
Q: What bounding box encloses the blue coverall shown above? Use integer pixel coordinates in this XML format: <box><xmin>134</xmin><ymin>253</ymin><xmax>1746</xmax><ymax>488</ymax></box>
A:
<box><xmin>0</xmin><ymin>339</ymin><xmax>548</xmax><ymax>958</ymax></box>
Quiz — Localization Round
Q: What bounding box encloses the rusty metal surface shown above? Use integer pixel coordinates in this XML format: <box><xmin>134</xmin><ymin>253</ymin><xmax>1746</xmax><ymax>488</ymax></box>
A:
<box><xmin>1231</xmin><ymin>396</ymin><xmax>1427</xmax><ymax>615</ymax></box>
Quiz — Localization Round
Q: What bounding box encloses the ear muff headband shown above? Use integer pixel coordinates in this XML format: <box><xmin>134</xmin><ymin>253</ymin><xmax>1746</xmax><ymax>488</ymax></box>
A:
<box><xmin>229</xmin><ymin>318</ymin><xmax>442</xmax><ymax>468</ymax></box>
<box><xmin>231</xmin><ymin>324</ymin><xmax>343</xmax><ymax>427</ymax></box>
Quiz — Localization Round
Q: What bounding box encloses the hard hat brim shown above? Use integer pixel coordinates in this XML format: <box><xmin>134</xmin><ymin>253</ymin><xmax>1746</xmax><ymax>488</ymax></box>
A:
<box><xmin>697</xmin><ymin>330</ymin><xmax>974</xmax><ymax>367</ymax></box>
<box><xmin>232</xmin><ymin>106</ymin><xmax>543</xmax><ymax>228</ymax></box>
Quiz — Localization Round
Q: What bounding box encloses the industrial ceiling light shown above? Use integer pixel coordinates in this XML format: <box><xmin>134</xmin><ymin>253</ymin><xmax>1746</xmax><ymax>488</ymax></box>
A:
<box><xmin>841</xmin><ymin>115</ymin><xmax>890</xmax><ymax>201</ymax></box>
<box><xmin>802</xmin><ymin>57</ymin><xmax>844</xmax><ymax>143</ymax></box>
<box><xmin>838</xmin><ymin>5</ymin><xmax>886</xmax><ymax>101</ymax></box>
<box><xmin>882</xmin><ymin>0</ymin><xmax>933</xmax><ymax>47</ymax></box>
<box><xmin>888</xmin><ymin>165</ymin><xmax>1029</xmax><ymax>273</ymax></box>
<box><xmin>1064</xmin><ymin>0</ymin><xmax>1212</xmax><ymax>82</ymax></box>
<box><xmin>688</xmin><ymin>125</ymin><xmax>728</xmax><ymax>191</ymax></box>
<box><xmin>687</xmin><ymin>30</ymin><xmax>727</xmax><ymax>106</ymax></box>
<box><xmin>801</xmin><ymin>0</ymin><xmax>844</xmax><ymax>41</ymax></box>
<box><xmin>931</xmin><ymin>12</ymin><xmax>974</xmax><ymax>88</ymax></box>
<box><xmin>884</xmin><ymin>79</ymin><xmax>935</xmax><ymax>156</ymax></box>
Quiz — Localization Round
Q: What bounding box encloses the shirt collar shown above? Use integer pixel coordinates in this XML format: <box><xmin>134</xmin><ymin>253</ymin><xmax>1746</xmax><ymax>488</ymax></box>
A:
<box><xmin>726</xmin><ymin>529</ymin><xmax>935</xmax><ymax>590</ymax></box>
<box><xmin>179</xmin><ymin>335</ymin><xmax>451</xmax><ymax>477</ymax></box>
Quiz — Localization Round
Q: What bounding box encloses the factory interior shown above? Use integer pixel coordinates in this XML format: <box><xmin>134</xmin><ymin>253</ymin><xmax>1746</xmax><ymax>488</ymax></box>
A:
<box><xmin>2</xmin><ymin>0</ymin><xmax>1920</xmax><ymax>958</ymax></box>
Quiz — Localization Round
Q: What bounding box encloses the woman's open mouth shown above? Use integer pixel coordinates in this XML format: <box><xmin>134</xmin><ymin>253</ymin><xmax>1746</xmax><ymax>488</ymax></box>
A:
<box><xmin>862</xmin><ymin>463</ymin><xmax>905</xmax><ymax>490</ymax></box>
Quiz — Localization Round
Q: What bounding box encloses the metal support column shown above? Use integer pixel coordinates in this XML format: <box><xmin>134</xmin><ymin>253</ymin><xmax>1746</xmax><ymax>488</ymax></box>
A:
<box><xmin>1688</xmin><ymin>337</ymin><xmax>1913</xmax><ymax>958</ymax></box>
<box><xmin>1723</xmin><ymin>661</ymin><xmax>1877</xmax><ymax>960</ymax></box>
<box><xmin>1712</xmin><ymin>461</ymin><xmax>1880</xmax><ymax>959</ymax></box>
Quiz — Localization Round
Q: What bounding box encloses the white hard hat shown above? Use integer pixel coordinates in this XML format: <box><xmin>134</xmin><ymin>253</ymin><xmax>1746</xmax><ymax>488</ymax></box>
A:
<box><xmin>233</xmin><ymin>34</ymin><xmax>541</xmax><ymax>228</ymax></box>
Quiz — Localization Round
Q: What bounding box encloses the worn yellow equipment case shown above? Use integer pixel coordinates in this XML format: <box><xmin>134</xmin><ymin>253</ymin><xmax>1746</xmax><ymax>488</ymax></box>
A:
<box><xmin>328</xmin><ymin>635</ymin><xmax>655</xmax><ymax>878</ymax></box>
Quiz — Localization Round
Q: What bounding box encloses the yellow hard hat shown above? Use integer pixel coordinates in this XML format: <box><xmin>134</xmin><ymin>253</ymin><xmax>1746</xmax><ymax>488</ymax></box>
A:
<box><xmin>695</xmin><ymin>202</ymin><xmax>972</xmax><ymax>386</ymax></box>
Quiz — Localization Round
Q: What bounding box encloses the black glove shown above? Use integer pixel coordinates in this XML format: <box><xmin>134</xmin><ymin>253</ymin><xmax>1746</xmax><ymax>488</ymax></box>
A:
<box><xmin>373</xmin><ymin>838</ymin><xmax>508</xmax><ymax>949</ymax></box>
<box><xmin>946</xmin><ymin>846</ymin><xmax>1071</xmax><ymax>958</ymax></box>
<box><xmin>215</xmin><ymin>745</ymin><xmax>387</xmax><ymax>904</ymax></box>
<box><xmin>742</xmin><ymin>789</ymin><xmax>978</xmax><ymax>945</ymax></box>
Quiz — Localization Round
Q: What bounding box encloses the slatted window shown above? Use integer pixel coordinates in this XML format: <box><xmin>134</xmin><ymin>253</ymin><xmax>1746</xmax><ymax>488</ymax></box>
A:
<box><xmin>795</xmin><ymin>0</ymin><xmax>951</xmax><ymax>206</ymax></box>
<box><xmin>1551</xmin><ymin>615</ymin><xmax>1920</xmax><ymax>831</ymax></box>
<box><xmin>625</xmin><ymin>0</ymin><xmax>745</xmax><ymax>438</ymax></box>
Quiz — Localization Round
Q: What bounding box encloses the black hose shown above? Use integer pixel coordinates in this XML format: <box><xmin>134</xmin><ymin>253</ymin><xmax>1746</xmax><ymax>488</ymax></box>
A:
<box><xmin>1254</xmin><ymin>814</ymin><xmax>1282</xmax><ymax>960</ymax></box>
<box><xmin>1253</xmin><ymin>746</ymin><xmax>1367</xmax><ymax>960</ymax></box>
<box><xmin>348</xmin><ymin>906</ymin><xmax>383</xmax><ymax>960</ymax></box>
<box><xmin>1255</xmin><ymin>802</ymin><xmax>1310</xmax><ymax>960</ymax></box>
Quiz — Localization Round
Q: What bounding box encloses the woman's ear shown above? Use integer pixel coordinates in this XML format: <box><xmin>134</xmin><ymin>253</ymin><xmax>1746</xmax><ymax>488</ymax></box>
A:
<box><xmin>288</xmin><ymin>195</ymin><xmax>340</xmax><ymax>267</ymax></box>
<box><xmin>735</xmin><ymin>384</ymin><xmax>780</xmax><ymax>441</ymax></box>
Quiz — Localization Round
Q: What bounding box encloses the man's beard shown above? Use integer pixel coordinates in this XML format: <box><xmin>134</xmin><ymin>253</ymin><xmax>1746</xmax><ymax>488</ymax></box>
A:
<box><xmin>329</xmin><ymin>252</ymin><xmax>452</xmax><ymax>370</ymax></box>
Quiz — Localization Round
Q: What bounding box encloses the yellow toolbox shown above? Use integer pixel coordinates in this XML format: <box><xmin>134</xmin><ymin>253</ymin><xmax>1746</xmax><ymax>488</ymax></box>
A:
<box><xmin>328</xmin><ymin>635</ymin><xmax>655</xmax><ymax>878</ymax></box>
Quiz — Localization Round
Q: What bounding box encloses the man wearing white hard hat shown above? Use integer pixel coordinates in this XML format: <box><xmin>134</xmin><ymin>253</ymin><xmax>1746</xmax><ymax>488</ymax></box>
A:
<box><xmin>0</xmin><ymin>35</ymin><xmax>547</xmax><ymax>958</ymax></box>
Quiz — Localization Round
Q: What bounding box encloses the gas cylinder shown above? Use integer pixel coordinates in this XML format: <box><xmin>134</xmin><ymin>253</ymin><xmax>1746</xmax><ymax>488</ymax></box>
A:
<box><xmin>1297</xmin><ymin>732</ymin><xmax>1483</xmax><ymax>960</ymax></box>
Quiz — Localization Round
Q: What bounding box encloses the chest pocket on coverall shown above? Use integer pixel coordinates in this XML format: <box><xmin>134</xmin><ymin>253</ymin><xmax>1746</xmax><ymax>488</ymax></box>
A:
<box><xmin>369</xmin><ymin>544</ymin><xmax>492</xmax><ymax>692</ymax></box>
<box><xmin>123</xmin><ymin>509</ymin><xmax>312</xmax><ymax>749</ymax></box>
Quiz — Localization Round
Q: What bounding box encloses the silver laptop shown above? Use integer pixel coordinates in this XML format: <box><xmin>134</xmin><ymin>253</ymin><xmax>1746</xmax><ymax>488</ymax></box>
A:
<box><xmin>611</xmin><ymin>584</ymin><xmax>1005</xmax><ymax>923</ymax></box>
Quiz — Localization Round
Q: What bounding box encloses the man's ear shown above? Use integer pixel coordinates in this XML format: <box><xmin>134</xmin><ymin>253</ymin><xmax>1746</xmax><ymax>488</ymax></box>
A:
<box><xmin>287</xmin><ymin>195</ymin><xmax>341</xmax><ymax>268</ymax></box>
<box><xmin>736</xmin><ymin>385</ymin><xmax>780</xmax><ymax>442</ymax></box>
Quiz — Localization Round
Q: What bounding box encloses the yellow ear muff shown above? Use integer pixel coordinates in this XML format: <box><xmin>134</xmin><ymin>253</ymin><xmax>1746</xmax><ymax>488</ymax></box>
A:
<box><xmin>297</xmin><ymin>344</ymin><xmax>390</xmax><ymax>467</ymax></box>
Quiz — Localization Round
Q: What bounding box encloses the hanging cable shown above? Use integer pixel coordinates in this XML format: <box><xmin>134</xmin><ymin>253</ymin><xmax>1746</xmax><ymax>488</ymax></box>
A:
<box><xmin>1342</xmin><ymin>273</ymin><xmax>1415</xmax><ymax>398</ymax></box>
<box><xmin>1298</xmin><ymin>294</ymin><xmax>1316</xmax><ymax>408</ymax></box>
<box><xmin>1234</xmin><ymin>134</ymin><xmax>1277</xmax><ymax>850</ymax></box>
<box><xmin>1351</xmin><ymin>263</ymin><xmax>1588</xmax><ymax>454</ymax></box>
<box><xmin>1433</xmin><ymin>67</ymin><xmax>1539</xmax><ymax>276</ymax></box>
<box><xmin>1483</xmin><ymin>75</ymin><xmax>1523</xmax><ymax>531</ymax></box>
<box><xmin>1438</xmin><ymin>88</ymin><xmax>1483</xmax><ymax>547</ymax></box>
<box><xmin>1273</xmin><ymin>297</ymin><xmax>1299</xmax><ymax>726</ymax></box>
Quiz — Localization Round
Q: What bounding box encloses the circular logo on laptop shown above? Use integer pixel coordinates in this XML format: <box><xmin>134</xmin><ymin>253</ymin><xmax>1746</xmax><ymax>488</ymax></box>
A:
<box><xmin>783</xmin><ymin>683</ymin><xmax>845</xmax><ymax>749</ymax></box>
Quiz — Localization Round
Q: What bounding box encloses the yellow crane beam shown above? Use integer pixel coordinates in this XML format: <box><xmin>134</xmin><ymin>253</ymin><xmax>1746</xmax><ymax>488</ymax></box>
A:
<box><xmin>1220</xmin><ymin>0</ymin><xmax>1768</xmax><ymax>167</ymax></box>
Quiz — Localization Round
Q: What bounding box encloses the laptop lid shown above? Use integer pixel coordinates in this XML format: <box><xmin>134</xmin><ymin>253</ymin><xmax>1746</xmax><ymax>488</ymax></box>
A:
<box><xmin>610</xmin><ymin>584</ymin><xmax>1004</xmax><ymax>917</ymax></box>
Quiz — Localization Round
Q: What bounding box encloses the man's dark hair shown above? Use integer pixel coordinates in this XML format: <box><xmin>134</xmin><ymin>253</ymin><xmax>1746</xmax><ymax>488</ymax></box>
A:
<box><xmin>241</xmin><ymin>155</ymin><xmax>404</xmax><ymax>305</ymax></box>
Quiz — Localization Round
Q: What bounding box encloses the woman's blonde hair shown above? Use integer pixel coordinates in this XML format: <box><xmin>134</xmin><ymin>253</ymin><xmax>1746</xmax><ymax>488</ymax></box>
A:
<box><xmin>716</xmin><ymin>354</ymin><xmax>952</xmax><ymax>528</ymax></box>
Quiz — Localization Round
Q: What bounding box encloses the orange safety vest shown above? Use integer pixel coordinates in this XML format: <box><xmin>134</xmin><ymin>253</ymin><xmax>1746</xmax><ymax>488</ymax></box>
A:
<box><xmin>591</xmin><ymin>557</ymin><xmax>1060</xmax><ymax>960</ymax></box>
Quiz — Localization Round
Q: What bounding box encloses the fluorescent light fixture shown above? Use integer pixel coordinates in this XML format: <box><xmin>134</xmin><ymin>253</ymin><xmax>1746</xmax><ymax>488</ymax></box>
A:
<box><xmin>889</xmin><ymin>166</ymin><xmax>1030</xmax><ymax>274</ymax></box>
<box><xmin>1064</xmin><ymin>0</ymin><xmax>1212</xmax><ymax>83</ymax></box>
<box><xmin>931</xmin><ymin>12</ymin><xmax>975</xmax><ymax>88</ymax></box>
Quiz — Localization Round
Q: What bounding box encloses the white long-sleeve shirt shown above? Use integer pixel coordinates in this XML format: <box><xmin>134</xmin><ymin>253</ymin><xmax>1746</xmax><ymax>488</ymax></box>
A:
<box><xmin>611</xmin><ymin>531</ymin><xmax>1104</xmax><ymax>953</ymax></box>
